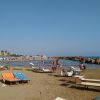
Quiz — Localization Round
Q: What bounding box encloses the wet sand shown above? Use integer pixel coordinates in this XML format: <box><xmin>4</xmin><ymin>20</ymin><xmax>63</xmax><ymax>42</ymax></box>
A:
<box><xmin>0</xmin><ymin>68</ymin><xmax>100</xmax><ymax>100</ymax></box>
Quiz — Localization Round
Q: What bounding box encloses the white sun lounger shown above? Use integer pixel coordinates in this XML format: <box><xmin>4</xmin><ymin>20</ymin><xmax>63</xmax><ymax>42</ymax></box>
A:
<box><xmin>76</xmin><ymin>82</ymin><xmax>100</xmax><ymax>87</ymax></box>
<box><xmin>80</xmin><ymin>78</ymin><xmax>100</xmax><ymax>82</ymax></box>
<box><xmin>66</xmin><ymin>70</ymin><xmax>74</xmax><ymax>77</ymax></box>
<box><xmin>75</xmin><ymin>77</ymin><xmax>100</xmax><ymax>88</ymax></box>
<box><xmin>42</xmin><ymin>68</ymin><xmax>52</xmax><ymax>73</ymax></box>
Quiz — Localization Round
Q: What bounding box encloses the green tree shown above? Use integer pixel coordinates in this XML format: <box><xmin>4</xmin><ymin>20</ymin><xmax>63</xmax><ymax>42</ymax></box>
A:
<box><xmin>1</xmin><ymin>50</ymin><xmax>4</xmax><ymax>55</ymax></box>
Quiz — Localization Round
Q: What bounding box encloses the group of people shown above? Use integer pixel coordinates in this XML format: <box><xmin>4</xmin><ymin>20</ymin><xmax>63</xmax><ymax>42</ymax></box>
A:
<box><xmin>52</xmin><ymin>60</ymin><xmax>60</xmax><ymax>73</ymax></box>
<box><xmin>51</xmin><ymin>60</ymin><xmax>86</xmax><ymax>74</ymax></box>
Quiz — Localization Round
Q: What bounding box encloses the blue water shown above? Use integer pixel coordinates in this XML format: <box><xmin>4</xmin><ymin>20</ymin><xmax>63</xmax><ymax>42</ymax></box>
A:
<box><xmin>0</xmin><ymin>60</ymin><xmax>100</xmax><ymax>69</ymax></box>
<box><xmin>59</xmin><ymin>60</ymin><xmax>100</xmax><ymax>69</ymax></box>
<box><xmin>0</xmin><ymin>60</ymin><xmax>52</xmax><ymax>67</ymax></box>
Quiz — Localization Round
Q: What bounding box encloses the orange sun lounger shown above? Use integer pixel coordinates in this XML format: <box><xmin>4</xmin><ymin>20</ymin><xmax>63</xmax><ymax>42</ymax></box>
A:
<box><xmin>2</xmin><ymin>72</ymin><xmax>20</xmax><ymax>84</ymax></box>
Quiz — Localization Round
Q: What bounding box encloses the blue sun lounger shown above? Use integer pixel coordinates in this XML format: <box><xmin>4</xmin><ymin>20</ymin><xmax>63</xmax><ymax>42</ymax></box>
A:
<box><xmin>13</xmin><ymin>72</ymin><xmax>31</xmax><ymax>82</ymax></box>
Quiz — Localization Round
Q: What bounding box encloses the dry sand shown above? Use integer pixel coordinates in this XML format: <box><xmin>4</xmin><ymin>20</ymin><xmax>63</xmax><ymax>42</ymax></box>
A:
<box><xmin>0</xmin><ymin>68</ymin><xmax>100</xmax><ymax>100</ymax></box>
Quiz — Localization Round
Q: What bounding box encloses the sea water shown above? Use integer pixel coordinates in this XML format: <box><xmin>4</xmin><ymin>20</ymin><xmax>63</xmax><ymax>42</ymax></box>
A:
<box><xmin>0</xmin><ymin>60</ymin><xmax>100</xmax><ymax>69</ymax></box>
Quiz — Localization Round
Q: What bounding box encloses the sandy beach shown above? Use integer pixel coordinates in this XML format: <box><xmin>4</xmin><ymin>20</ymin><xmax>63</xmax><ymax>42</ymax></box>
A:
<box><xmin>0</xmin><ymin>68</ymin><xmax>100</xmax><ymax>100</ymax></box>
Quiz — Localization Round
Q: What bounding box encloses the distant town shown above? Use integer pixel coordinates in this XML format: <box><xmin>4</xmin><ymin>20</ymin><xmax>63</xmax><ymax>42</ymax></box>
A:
<box><xmin>0</xmin><ymin>50</ymin><xmax>48</xmax><ymax>62</ymax></box>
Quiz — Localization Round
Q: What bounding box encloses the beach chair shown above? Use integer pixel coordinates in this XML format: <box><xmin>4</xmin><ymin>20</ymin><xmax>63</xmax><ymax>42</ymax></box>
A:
<box><xmin>32</xmin><ymin>64</ymin><xmax>52</xmax><ymax>73</ymax></box>
<box><xmin>42</xmin><ymin>68</ymin><xmax>52</xmax><ymax>73</ymax></box>
<box><xmin>71</xmin><ymin>66</ymin><xmax>82</xmax><ymax>75</ymax></box>
<box><xmin>66</xmin><ymin>70</ymin><xmax>74</xmax><ymax>77</ymax></box>
<box><xmin>13</xmin><ymin>72</ymin><xmax>31</xmax><ymax>82</ymax></box>
<box><xmin>2</xmin><ymin>72</ymin><xmax>20</xmax><ymax>84</ymax></box>
<box><xmin>30</xmin><ymin>63</ymin><xmax>42</xmax><ymax>72</ymax></box>
<box><xmin>75</xmin><ymin>76</ymin><xmax>100</xmax><ymax>89</ymax></box>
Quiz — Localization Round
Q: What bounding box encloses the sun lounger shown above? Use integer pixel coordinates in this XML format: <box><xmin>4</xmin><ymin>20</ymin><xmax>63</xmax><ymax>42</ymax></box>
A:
<box><xmin>75</xmin><ymin>76</ymin><xmax>100</xmax><ymax>88</ymax></box>
<box><xmin>32</xmin><ymin>66</ymin><xmax>40</xmax><ymax>71</ymax></box>
<box><xmin>42</xmin><ymin>68</ymin><xmax>52</xmax><ymax>73</ymax></box>
<box><xmin>13</xmin><ymin>72</ymin><xmax>31</xmax><ymax>82</ymax></box>
<box><xmin>32</xmin><ymin>66</ymin><xmax>52</xmax><ymax>73</ymax></box>
<box><xmin>60</xmin><ymin>68</ymin><xmax>74</xmax><ymax>77</ymax></box>
<box><xmin>66</xmin><ymin>70</ymin><xmax>74</xmax><ymax>77</ymax></box>
<box><xmin>71</xmin><ymin>66</ymin><xmax>82</xmax><ymax>75</ymax></box>
<box><xmin>71</xmin><ymin>66</ymin><xmax>81</xmax><ymax>71</ymax></box>
<box><xmin>30</xmin><ymin>63</ymin><xmax>34</xmax><ymax>66</ymax></box>
<box><xmin>30</xmin><ymin>63</ymin><xmax>40</xmax><ymax>71</ymax></box>
<box><xmin>2</xmin><ymin>72</ymin><xmax>20</xmax><ymax>84</ymax></box>
<box><xmin>80</xmin><ymin>77</ymin><xmax>100</xmax><ymax>82</ymax></box>
<box><xmin>76</xmin><ymin>82</ymin><xmax>100</xmax><ymax>87</ymax></box>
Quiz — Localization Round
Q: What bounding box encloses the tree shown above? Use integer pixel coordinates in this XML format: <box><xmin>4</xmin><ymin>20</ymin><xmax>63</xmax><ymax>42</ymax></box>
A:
<box><xmin>1</xmin><ymin>50</ymin><xmax>4</xmax><ymax>55</ymax></box>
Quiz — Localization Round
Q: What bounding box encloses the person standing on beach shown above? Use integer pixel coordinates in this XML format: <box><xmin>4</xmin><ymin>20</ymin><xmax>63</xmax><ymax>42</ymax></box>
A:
<box><xmin>55</xmin><ymin>60</ymin><xmax>60</xmax><ymax>73</ymax></box>
<box><xmin>52</xmin><ymin>60</ymin><xmax>56</xmax><ymax>72</ymax></box>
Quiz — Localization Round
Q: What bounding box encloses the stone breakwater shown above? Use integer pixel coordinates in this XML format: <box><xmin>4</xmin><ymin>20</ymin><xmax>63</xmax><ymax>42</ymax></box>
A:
<box><xmin>49</xmin><ymin>56</ymin><xmax>100</xmax><ymax>64</ymax></box>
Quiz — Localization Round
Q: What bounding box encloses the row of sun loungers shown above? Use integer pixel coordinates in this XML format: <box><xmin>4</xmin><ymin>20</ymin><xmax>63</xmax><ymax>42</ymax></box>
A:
<box><xmin>60</xmin><ymin>66</ymin><xmax>82</xmax><ymax>77</ymax></box>
<box><xmin>74</xmin><ymin>75</ymin><xmax>100</xmax><ymax>88</ymax></box>
<box><xmin>1</xmin><ymin>72</ymin><xmax>31</xmax><ymax>84</ymax></box>
<box><xmin>31</xmin><ymin>66</ymin><xmax>52</xmax><ymax>73</ymax></box>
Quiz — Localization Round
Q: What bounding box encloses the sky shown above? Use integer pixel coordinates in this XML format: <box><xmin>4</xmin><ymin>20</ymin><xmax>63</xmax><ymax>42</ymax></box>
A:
<box><xmin>0</xmin><ymin>0</ymin><xmax>100</xmax><ymax>56</ymax></box>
